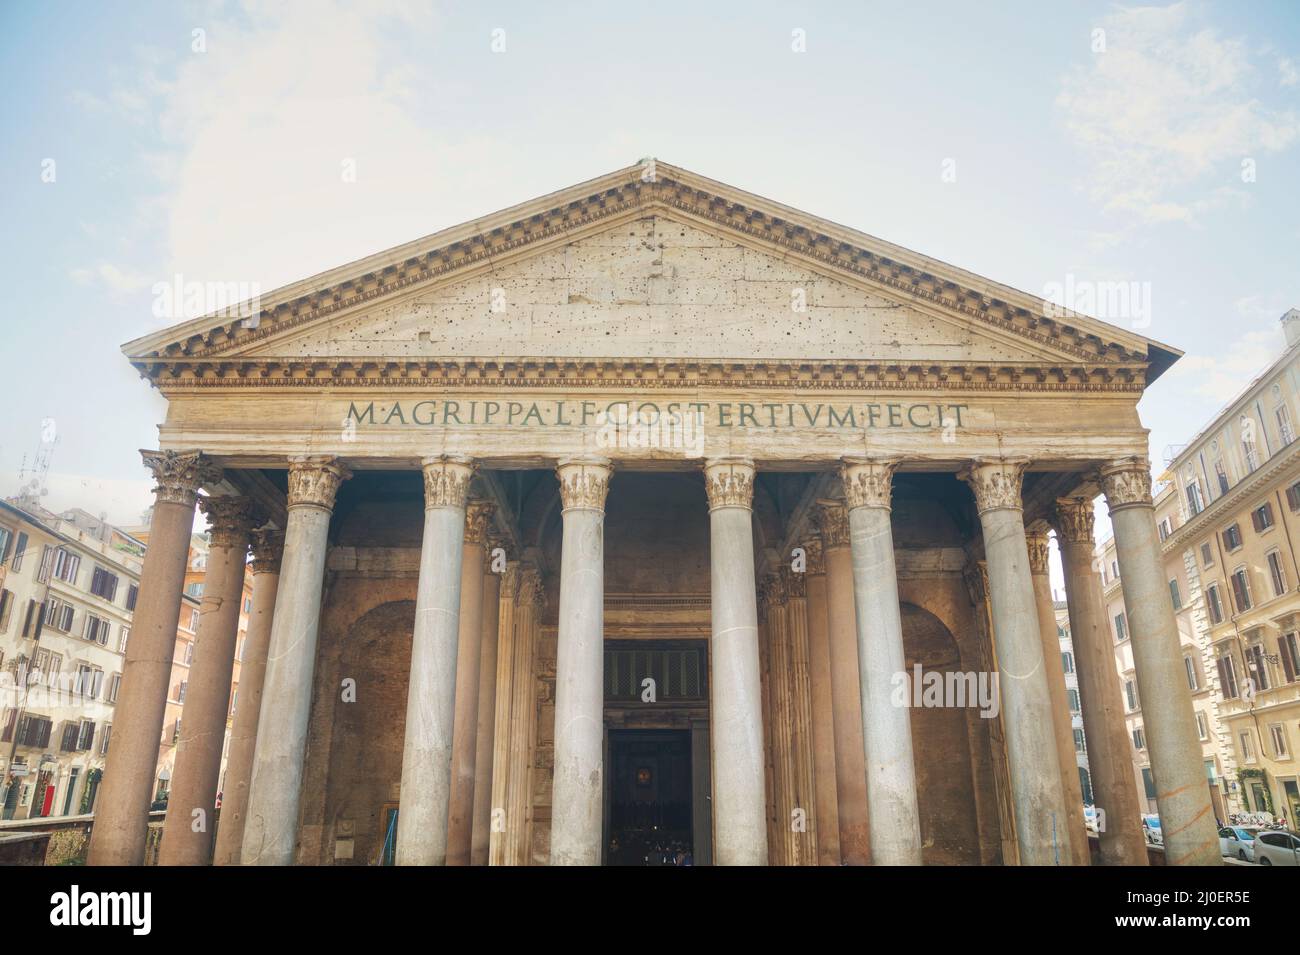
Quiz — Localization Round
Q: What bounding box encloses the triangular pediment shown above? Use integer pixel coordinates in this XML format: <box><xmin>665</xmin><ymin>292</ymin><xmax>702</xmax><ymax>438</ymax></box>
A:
<box><xmin>124</xmin><ymin>161</ymin><xmax>1179</xmax><ymax>390</ymax></box>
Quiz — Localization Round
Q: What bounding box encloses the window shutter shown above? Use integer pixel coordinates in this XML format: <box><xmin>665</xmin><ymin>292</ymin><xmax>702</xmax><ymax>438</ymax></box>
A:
<box><xmin>1281</xmin><ymin>635</ymin><xmax>1296</xmax><ymax>683</ymax></box>
<box><xmin>1252</xmin><ymin>509</ymin><xmax>1263</xmax><ymax>532</ymax></box>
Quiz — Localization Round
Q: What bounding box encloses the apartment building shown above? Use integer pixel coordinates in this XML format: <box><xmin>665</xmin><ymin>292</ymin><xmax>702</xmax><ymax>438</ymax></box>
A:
<box><xmin>1055</xmin><ymin>602</ymin><xmax>1093</xmax><ymax>804</ymax></box>
<box><xmin>1102</xmin><ymin>307</ymin><xmax>1300</xmax><ymax>825</ymax></box>
<box><xmin>0</xmin><ymin>500</ymin><xmax>143</xmax><ymax>819</ymax></box>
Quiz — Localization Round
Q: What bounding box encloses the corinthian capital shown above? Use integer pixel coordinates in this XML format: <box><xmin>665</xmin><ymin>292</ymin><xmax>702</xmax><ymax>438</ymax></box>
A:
<box><xmin>198</xmin><ymin>495</ymin><xmax>254</xmax><ymax>550</ymax></box>
<box><xmin>464</xmin><ymin>500</ymin><xmax>496</xmax><ymax>546</ymax></box>
<box><xmin>1054</xmin><ymin>496</ymin><xmax>1096</xmax><ymax>545</ymax></box>
<box><xmin>1097</xmin><ymin>457</ymin><xmax>1153</xmax><ymax>512</ymax></box>
<box><xmin>421</xmin><ymin>455</ymin><xmax>475</xmax><ymax>509</ymax></box>
<box><xmin>518</xmin><ymin>564</ymin><xmax>545</xmax><ymax>611</ymax></box>
<box><xmin>841</xmin><ymin>457</ymin><xmax>899</xmax><ymax>510</ymax></box>
<box><xmin>704</xmin><ymin>457</ymin><xmax>755</xmax><ymax>511</ymax></box>
<box><xmin>959</xmin><ymin>458</ymin><xmax>1028</xmax><ymax>515</ymax></box>
<box><xmin>286</xmin><ymin>456</ymin><xmax>351</xmax><ymax>511</ymax></box>
<box><xmin>141</xmin><ymin>450</ymin><xmax>222</xmax><ymax>508</ymax></box>
<box><xmin>556</xmin><ymin>456</ymin><xmax>612</xmax><ymax>513</ymax></box>
<box><xmin>816</xmin><ymin>500</ymin><xmax>850</xmax><ymax>549</ymax></box>
<box><xmin>1025</xmin><ymin>524</ymin><xmax>1051</xmax><ymax>576</ymax></box>
<box><xmin>249</xmin><ymin>527</ymin><xmax>285</xmax><ymax>575</ymax></box>
<box><xmin>802</xmin><ymin>536</ymin><xmax>825</xmax><ymax>575</ymax></box>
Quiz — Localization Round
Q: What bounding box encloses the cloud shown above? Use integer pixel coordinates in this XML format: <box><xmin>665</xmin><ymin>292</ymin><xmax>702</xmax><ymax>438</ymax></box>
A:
<box><xmin>70</xmin><ymin>262</ymin><xmax>153</xmax><ymax>293</ymax></box>
<box><xmin>1056</xmin><ymin>2</ymin><xmax>1299</xmax><ymax>224</ymax></box>
<box><xmin>1281</xmin><ymin>57</ymin><xmax>1298</xmax><ymax>87</ymax></box>
<box><xmin>1167</xmin><ymin>298</ymin><xmax>1287</xmax><ymax>402</ymax></box>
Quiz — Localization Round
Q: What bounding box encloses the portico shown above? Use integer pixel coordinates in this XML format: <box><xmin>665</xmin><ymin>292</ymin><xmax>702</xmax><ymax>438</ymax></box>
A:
<box><xmin>89</xmin><ymin>161</ymin><xmax>1219</xmax><ymax>865</ymax></box>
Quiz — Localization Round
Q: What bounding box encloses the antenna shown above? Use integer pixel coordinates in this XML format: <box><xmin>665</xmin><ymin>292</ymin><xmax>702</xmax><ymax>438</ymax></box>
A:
<box><xmin>15</xmin><ymin>418</ymin><xmax>57</xmax><ymax>505</ymax></box>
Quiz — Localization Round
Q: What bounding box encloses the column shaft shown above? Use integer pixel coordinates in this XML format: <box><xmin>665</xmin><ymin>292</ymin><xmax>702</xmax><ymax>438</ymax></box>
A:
<box><xmin>783</xmin><ymin>568</ymin><xmax>818</xmax><ymax>865</ymax></box>
<box><xmin>549</xmin><ymin>458</ymin><xmax>611</xmax><ymax>865</ymax></box>
<box><xmin>506</xmin><ymin>567</ymin><xmax>542</xmax><ymax>865</ymax></box>
<box><xmin>1100</xmin><ymin>459</ymin><xmax>1220</xmax><ymax>865</ymax></box>
<box><xmin>961</xmin><ymin>459</ymin><xmax>1072</xmax><ymax>866</ymax></box>
<box><xmin>1026</xmin><ymin>528</ymin><xmax>1091</xmax><ymax>866</ymax></box>
<box><xmin>88</xmin><ymin>450</ymin><xmax>220</xmax><ymax>866</ymax></box>
<box><xmin>706</xmin><ymin>458</ymin><xmax>768</xmax><ymax>865</ymax></box>
<box><xmin>487</xmin><ymin>563</ymin><xmax>519</xmax><ymax>866</ymax></box>
<box><xmin>842</xmin><ymin>459</ymin><xmax>922</xmax><ymax>865</ymax></box>
<box><xmin>470</xmin><ymin>557</ymin><xmax>503</xmax><ymax>865</ymax></box>
<box><xmin>160</xmin><ymin>495</ymin><xmax>252</xmax><ymax>865</ymax></box>
<box><xmin>819</xmin><ymin>501</ymin><xmax>872</xmax><ymax>864</ymax></box>
<box><xmin>1055</xmin><ymin>497</ymin><xmax>1148</xmax><ymax>865</ymax></box>
<box><xmin>804</xmin><ymin>542</ymin><xmax>841</xmax><ymax>865</ymax></box>
<box><xmin>446</xmin><ymin>500</ymin><xmax>493</xmax><ymax>865</ymax></box>
<box><xmin>212</xmin><ymin>528</ymin><xmax>283</xmax><ymax>866</ymax></box>
<box><xmin>241</xmin><ymin>456</ymin><xmax>349</xmax><ymax>865</ymax></box>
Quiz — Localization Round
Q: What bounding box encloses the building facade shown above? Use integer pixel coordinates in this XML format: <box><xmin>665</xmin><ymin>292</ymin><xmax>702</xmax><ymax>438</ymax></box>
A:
<box><xmin>0</xmin><ymin>501</ymin><xmax>143</xmax><ymax>820</ymax></box>
<box><xmin>85</xmin><ymin>162</ymin><xmax>1220</xmax><ymax>865</ymax></box>
<box><xmin>1106</xmin><ymin>308</ymin><xmax>1300</xmax><ymax>827</ymax></box>
<box><xmin>1055</xmin><ymin>603</ymin><xmax>1093</xmax><ymax>804</ymax></box>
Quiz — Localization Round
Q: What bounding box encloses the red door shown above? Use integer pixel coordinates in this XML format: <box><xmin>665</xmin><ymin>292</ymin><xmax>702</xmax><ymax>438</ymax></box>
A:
<box><xmin>39</xmin><ymin>775</ymin><xmax>56</xmax><ymax>817</ymax></box>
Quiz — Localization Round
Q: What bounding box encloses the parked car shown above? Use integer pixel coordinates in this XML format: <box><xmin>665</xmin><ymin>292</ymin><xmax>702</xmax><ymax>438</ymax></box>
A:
<box><xmin>1218</xmin><ymin>826</ymin><xmax>1259</xmax><ymax>862</ymax></box>
<box><xmin>1084</xmin><ymin>806</ymin><xmax>1100</xmax><ymax>835</ymax></box>
<box><xmin>1253</xmin><ymin>830</ymin><xmax>1300</xmax><ymax>866</ymax></box>
<box><xmin>1141</xmin><ymin>814</ymin><xmax>1163</xmax><ymax>846</ymax></box>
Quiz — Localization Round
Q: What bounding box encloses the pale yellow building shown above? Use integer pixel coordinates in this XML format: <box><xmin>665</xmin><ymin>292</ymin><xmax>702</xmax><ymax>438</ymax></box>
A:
<box><xmin>1103</xmin><ymin>307</ymin><xmax>1300</xmax><ymax>826</ymax></box>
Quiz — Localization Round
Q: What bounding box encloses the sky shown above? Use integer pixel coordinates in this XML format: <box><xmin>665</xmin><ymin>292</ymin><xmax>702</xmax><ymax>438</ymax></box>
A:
<box><xmin>2</xmin><ymin>0</ymin><xmax>1298</xmax><ymax>571</ymax></box>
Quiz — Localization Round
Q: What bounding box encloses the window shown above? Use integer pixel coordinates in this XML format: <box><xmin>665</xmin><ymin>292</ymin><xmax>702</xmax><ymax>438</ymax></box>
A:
<box><xmin>43</xmin><ymin>597</ymin><xmax>74</xmax><ymax>633</ymax></box>
<box><xmin>1074</xmin><ymin>728</ymin><xmax>1086</xmax><ymax>752</ymax></box>
<box><xmin>178</xmin><ymin>680</ymin><xmax>188</xmax><ymax>703</ymax></box>
<box><xmin>172</xmin><ymin>718</ymin><xmax>182</xmax><ymax>743</ymax></box>
<box><xmin>1278</xmin><ymin>404</ymin><xmax>1295</xmax><ymax>446</ymax></box>
<box><xmin>99</xmin><ymin>723</ymin><xmax>112</xmax><ymax>756</ymax></box>
<box><xmin>74</xmin><ymin>665</ymin><xmax>103</xmax><ymax>699</ymax></box>
<box><xmin>1246</xmin><ymin>643</ymin><xmax>1271</xmax><ymax>691</ymax></box>
<box><xmin>83</xmin><ymin>613</ymin><xmax>111</xmax><ymax>646</ymax></box>
<box><xmin>184</xmin><ymin>582</ymin><xmax>204</xmax><ymax>599</ymax></box>
<box><xmin>1281</xmin><ymin>631</ymin><xmax>1300</xmax><ymax>684</ymax></box>
<box><xmin>183</xmin><ymin>641</ymin><xmax>194</xmax><ymax>665</ymax></box>
<box><xmin>125</xmin><ymin>584</ymin><xmax>138</xmax><ymax>612</ymax></box>
<box><xmin>1240</xmin><ymin>731</ymin><xmax>1256</xmax><ymax>763</ymax></box>
<box><xmin>1268</xmin><ymin>550</ymin><xmax>1288</xmax><ymax>598</ymax></box>
<box><xmin>107</xmin><ymin>672</ymin><xmax>121</xmax><ymax>703</ymax></box>
<box><xmin>33</xmin><ymin>648</ymin><xmax>61</xmax><ymax>687</ymax></box>
<box><xmin>117</xmin><ymin>627</ymin><xmax>129</xmax><ymax>654</ymax></box>
<box><xmin>1185</xmin><ymin>655</ymin><xmax>1199</xmax><ymax>691</ymax></box>
<box><xmin>1207</xmin><ymin>584</ymin><xmax>1225</xmax><ymax>624</ymax></box>
<box><xmin>1251</xmin><ymin>502</ymin><xmax>1276</xmax><ymax>532</ymax></box>
<box><xmin>1133</xmin><ymin>726</ymin><xmax>1146</xmax><ymax>750</ymax></box>
<box><xmin>1196</xmin><ymin>711</ymin><xmax>1209</xmax><ymax>740</ymax></box>
<box><xmin>1215</xmin><ymin>459</ymin><xmax>1230</xmax><ymax>495</ymax></box>
<box><xmin>76</xmin><ymin>720</ymin><xmax>95</xmax><ymax>752</ymax></box>
<box><xmin>0</xmin><ymin>527</ymin><xmax>11</xmax><ymax>566</ymax></box>
<box><xmin>1288</xmin><ymin>481</ymin><xmax>1300</xmax><ymax>513</ymax></box>
<box><xmin>1231</xmin><ymin>567</ymin><xmax>1253</xmax><ymax>612</ymax></box>
<box><xmin>0</xmin><ymin>589</ymin><xmax>12</xmax><ymax>633</ymax></box>
<box><xmin>1201</xmin><ymin>542</ymin><xmax>1214</xmax><ymax>568</ymax></box>
<box><xmin>1110</xmin><ymin>560</ymin><xmax>1119</xmax><ymax>581</ymax></box>
<box><xmin>1222</xmin><ymin>523</ymin><xmax>1243</xmax><ymax>551</ymax></box>
<box><xmin>1061</xmin><ymin>651</ymin><xmax>1074</xmax><ymax>674</ymax></box>
<box><xmin>10</xmin><ymin>532</ymin><xmax>28</xmax><ymax>572</ymax></box>
<box><xmin>1243</xmin><ymin>416</ymin><xmax>1260</xmax><ymax>472</ymax></box>
<box><xmin>51</xmin><ymin>549</ymin><xmax>80</xmax><ymax>584</ymax></box>
<box><xmin>243</xmin><ymin>596</ymin><xmax>252</xmax><ymax>614</ymax></box>
<box><xmin>1068</xmin><ymin>689</ymin><xmax>1080</xmax><ymax>712</ymax></box>
<box><xmin>1114</xmin><ymin>613</ymin><xmax>1128</xmax><ymax>642</ymax></box>
<box><xmin>186</xmin><ymin>610</ymin><xmax>199</xmax><ymax>632</ymax></box>
<box><xmin>1169</xmin><ymin>578</ymin><xmax>1182</xmax><ymax>610</ymax></box>
<box><xmin>1158</xmin><ymin>518</ymin><xmax>1172</xmax><ymax>542</ymax></box>
<box><xmin>1186</xmin><ymin>481</ymin><xmax>1204</xmax><ymax>516</ymax></box>
<box><xmin>1125</xmin><ymin>679</ymin><xmax>1139</xmax><ymax>712</ymax></box>
<box><xmin>35</xmin><ymin>545</ymin><xmax>52</xmax><ymax>583</ymax></box>
<box><xmin>1218</xmin><ymin>655</ymin><xmax>1240</xmax><ymax>699</ymax></box>
<box><xmin>89</xmin><ymin>567</ymin><xmax>118</xmax><ymax>602</ymax></box>
<box><xmin>1269</xmin><ymin>723</ymin><xmax>1290</xmax><ymax>759</ymax></box>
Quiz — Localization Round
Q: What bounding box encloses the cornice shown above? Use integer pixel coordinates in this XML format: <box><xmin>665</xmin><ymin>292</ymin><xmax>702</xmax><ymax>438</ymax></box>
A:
<box><xmin>1161</xmin><ymin>443</ymin><xmax>1300</xmax><ymax>556</ymax></box>
<box><xmin>126</xmin><ymin>167</ymin><xmax>1164</xmax><ymax>384</ymax></box>
<box><xmin>140</xmin><ymin>357</ymin><xmax>1148</xmax><ymax>393</ymax></box>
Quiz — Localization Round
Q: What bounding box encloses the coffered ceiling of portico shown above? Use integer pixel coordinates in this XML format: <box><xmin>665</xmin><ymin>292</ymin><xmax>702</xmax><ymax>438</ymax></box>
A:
<box><xmin>123</xmin><ymin>161</ymin><xmax>1179</xmax><ymax>395</ymax></box>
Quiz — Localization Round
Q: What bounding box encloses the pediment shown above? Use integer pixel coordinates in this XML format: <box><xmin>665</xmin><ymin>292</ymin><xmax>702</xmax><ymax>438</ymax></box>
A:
<box><xmin>124</xmin><ymin>161</ymin><xmax>1179</xmax><ymax>392</ymax></box>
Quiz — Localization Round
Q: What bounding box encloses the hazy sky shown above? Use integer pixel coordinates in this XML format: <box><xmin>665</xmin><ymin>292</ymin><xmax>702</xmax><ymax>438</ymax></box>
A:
<box><xmin>2</xmin><ymin>0</ymin><xmax>1298</xmax><ymax>555</ymax></box>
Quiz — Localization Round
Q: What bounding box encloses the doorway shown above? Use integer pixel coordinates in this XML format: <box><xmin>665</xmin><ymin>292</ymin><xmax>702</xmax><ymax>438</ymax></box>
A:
<box><xmin>605</xmin><ymin>729</ymin><xmax>693</xmax><ymax>865</ymax></box>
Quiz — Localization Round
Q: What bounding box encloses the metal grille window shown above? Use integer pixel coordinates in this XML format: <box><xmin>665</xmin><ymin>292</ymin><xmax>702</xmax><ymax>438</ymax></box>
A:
<box><xmin>604</xmin><ymin>643</ymin><xmax>705</xmax><ymax>701</ymax></box>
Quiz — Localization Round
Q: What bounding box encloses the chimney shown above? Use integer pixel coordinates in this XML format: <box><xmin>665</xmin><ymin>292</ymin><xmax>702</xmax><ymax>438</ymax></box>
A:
<box><xmin>1282</xmin><ymin>308</ymin><xmax>1300</xmax><ymax>347</ymax></box>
